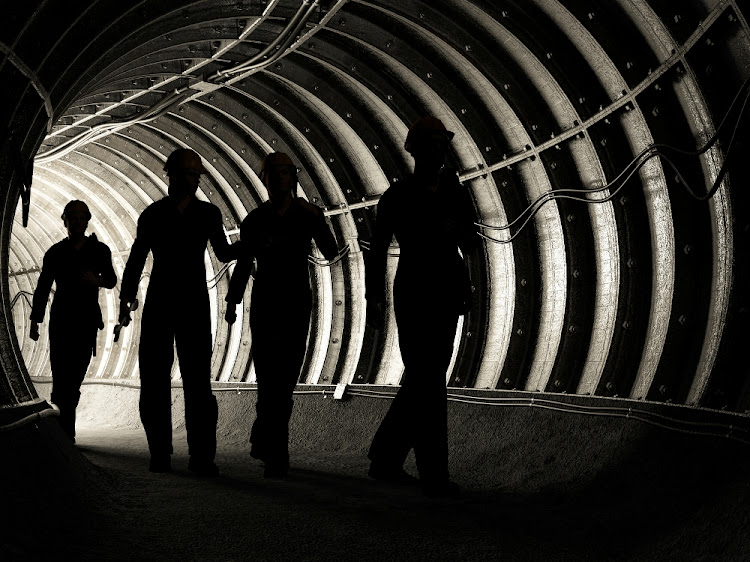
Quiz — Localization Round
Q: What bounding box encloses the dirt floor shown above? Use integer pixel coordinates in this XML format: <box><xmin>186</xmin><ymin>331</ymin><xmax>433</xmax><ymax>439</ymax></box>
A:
<box><xmin>17</xmin><ymin>423</ymin><xmax>608</xmax><ymax>561</ymax></box>
<box><xmin>3</xmin><ymin>417</ymin><xmax>749</xmax><ymax>562</ymax></box>
<box><xmin>4</xmin><ymin>387</ymin><xmax>750</xmax><ymax>561</ymax></box>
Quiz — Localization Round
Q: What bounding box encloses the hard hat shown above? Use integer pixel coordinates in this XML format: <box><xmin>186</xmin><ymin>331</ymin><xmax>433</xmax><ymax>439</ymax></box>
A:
<box><xmin>404</xmin><ymin>116</ymin><xmax>455</xmax><ymax>154</ymax></box>
<box><xmin>259</xmin><ymin>152</ymin><xmax>296</xmax><ymax>181</ymax></box>
<box><xmin>164</xmin><ymin>148</ymin><xmax>207</xmax><ymax>175</ymax></box>
<box><xmin>61</xmin><ymin>200</ymin><xmax>91</xmax><ymax>222</ymax></box>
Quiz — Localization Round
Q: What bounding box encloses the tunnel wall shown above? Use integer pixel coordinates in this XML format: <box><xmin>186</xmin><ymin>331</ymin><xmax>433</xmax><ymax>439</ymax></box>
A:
<box><xmin>29</xmin><ymin>377</ymin><xmax>750</xmax><ymax>494</ymax></box>
<box><xmin>3</xmin><ymin>4</ymin><xmax>750</xmax><ymax>558</ymax></box>
<box><xmin>2</xmin><ymin>0</ymin><xmax>750</xmax><ymax>421</ymax></box>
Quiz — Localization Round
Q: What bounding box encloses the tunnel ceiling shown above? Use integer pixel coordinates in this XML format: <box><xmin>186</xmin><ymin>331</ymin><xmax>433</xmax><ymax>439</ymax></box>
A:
<box><xmin>3</xmin><ymin>0</ymin><xmax>750</xmax><ymax>412</ymax></box>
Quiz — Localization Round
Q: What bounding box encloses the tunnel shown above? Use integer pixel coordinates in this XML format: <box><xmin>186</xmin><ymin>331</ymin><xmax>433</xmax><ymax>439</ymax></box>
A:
<box><xmin>2</xmin><ymin>0</ymin><xmax>750</xmax><ymax>559</ymax></box>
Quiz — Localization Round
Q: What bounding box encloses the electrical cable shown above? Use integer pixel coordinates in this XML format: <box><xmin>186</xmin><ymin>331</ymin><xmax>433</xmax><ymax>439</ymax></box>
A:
<box><xmin>31</xmin><ymin>377</ymin><xmax>333</xmax><ymax>397</ymax></box>
<box><xmin>475</xmin><ymin>142</ymin><xmax>736</xmax><ymax>245</ymax></box>
<box><xmin>27</xmin><ymin>375</ymin><xmax>749</xmax><ymax>445</ymax></box>
<box><xmin>358</xmin><ymin>238</ymin><xmax>401</xmax><ymax>257</ymax></box>
<box><xmin>207</xmin><ymin>261</ymin><xmax>236</xmax><ymax>290</ymax></box>
<box><xmin>10</xmin><ymin>290</ymin><xmax>33</xmax><ymax>310</ymax></box>
<box><xmin>35</xmin><ymin>2</ymin><xmax>323</xmax><ymax>163</ymax></box>
<box><xmin>475</xmin><ymin>74</ymin><xmax>750</xmax><ymax>243</ymax></box>
<box><xmin>345</xmin><ymin>387</ymin><xmax>750</xmax><ymax>446</ymax></box>
<box><xmin>204</xmin><ymin>243</ymin><xmax>351</xmax><ymax>291</ymax></box>
<box><xmin>358</xmin><ymin>77</ymin><xmax>750</xmax><ymax>248</ymax></box>
<box><xmin>0</xmin><ymin>403</ymin><xmax>59</xmax><ymax>432</ymax></box>
<box><xmin>650</xmin><ymin>72</ymin><xmax>750</xmax><ymax>160</ymax></box>
<box><xmin>478</xmin><ymin>147</ymin><xmax>651</xmax><ymax>233</ymax></box>
<box><xmin>208</xmin><ymin>0</ymin><xmax>318</xmax><ymax>83</ymax></box>
<box><xmin>35</xmin><ymin>90</ymin><xmax>189</xmax><ymax>164</ymax></box>
<box><xmin>308</xmin><ymin>244</ymin><xmax>350</xmax><ymax>265</ymax></box>
<box><xmin>477</xmin><ymin>149</ymin><xmax>655</xmax><ymax>244</ymax></box>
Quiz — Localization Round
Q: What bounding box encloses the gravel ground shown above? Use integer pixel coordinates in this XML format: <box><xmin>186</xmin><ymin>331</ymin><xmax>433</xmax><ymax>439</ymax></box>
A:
<box><xmin>57</xmin><ymin>425</ymin><xmax>603</xmax><ymax>561</ymax></box>
<box><xmin>4</xmin><ymin>403</ymin><xmax>750</xmax><ymax>561</ymax></box>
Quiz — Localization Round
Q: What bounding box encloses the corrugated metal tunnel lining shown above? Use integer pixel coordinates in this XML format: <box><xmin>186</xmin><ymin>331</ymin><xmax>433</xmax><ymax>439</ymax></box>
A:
<box><xmin>1</xmin><ymin>0</ymin><xmax>749</xmax><ymax>416</ymax></box>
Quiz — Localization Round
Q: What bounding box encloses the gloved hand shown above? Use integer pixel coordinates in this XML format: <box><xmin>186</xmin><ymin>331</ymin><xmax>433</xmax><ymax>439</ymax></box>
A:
<box><xmin>225</xmin><ymin>306</ymin><xmax>237</xmax><ymax>325</ymax></box>
<box><xmin>114</xmin><ymin>299</ymin><xmax>138</xmax><ymax>342</ymax></box>
<box><xmin>29</xmin><ymin>320</ymin><xmax>39</xmax><ymax>341</ymax></box>
<box><xmin>119</xmin><ymin>299</ymin><xmax>133</xmax><ymax>325</ymax></box>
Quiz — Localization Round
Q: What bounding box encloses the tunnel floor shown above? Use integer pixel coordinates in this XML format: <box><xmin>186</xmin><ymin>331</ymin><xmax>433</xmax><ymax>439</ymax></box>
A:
<box><xmin>20</xmin><ymin>424</ymin><xmax>604</xmax><ymax>561</ymax></box>
<box><xmin>5</xmin><ymin>417</ymin><xmax>750</xmax><ymax>561</ymax></box>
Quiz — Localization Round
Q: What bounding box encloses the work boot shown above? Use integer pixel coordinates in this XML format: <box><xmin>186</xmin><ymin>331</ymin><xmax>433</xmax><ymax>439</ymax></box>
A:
<box><xmin>368</xmin><ymin>463</ymin><xmax>420</xmax><ymax>486</ymax></box>
<box><xmin>263</xmin><ymin>458</ymin><xmax>289</xmax><ymax>479</ymax></box>
<box><xmin>148</xmin><ymin>454</ymin><xmax>172</xmax><ymax>473</ymax></box>
<box><xmin>250</xmin><ymin>445</ymin><xmax>269</xmax><ymax>462</ymax></box>
<box><xmin>422</xmin><ymin>480</ymin><xmax>460</xmax><ymax>499</ymax></box>
<box><xmin>188</xmin><ymin>457</ymin><xmax>220</xmax><ymax>477</ymax></box>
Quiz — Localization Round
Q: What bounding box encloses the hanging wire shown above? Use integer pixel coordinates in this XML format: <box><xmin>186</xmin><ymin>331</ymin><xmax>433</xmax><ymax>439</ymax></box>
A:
<box><xmin>203</xmin><ymin>242</ymin><xmax>351</xmax><ymax>291</ymax></box>
<box><xmin>345</xmin><ymin>386</ymin><xmax>750</xmax><ymax>447</ymax></box>
<box><xmin>357</xmin><ymin>76</ymin><xmax>750</xmax><ymax>250</ymax></box>
<box><xmin>358</xmin><ymin>238</ymin><xmax>401</xmax><ymax>257</ymax></box>
<box><xmin>208</xmin><ymin>0</ymin><xmax>320</xmax><ymax>83</ymax></box>
<box><xmin>308</xmin><ymin>244</ymin><xmax>350</xmax><ymax>266</ymax></box>
<box><xmin>477</xmin><ymin>149</ymin><xmax>655</xmax><ymax>244</ymax></box>
<box><xmin>207</xmin><ymin>261</ymin><xmax>236</xmax><ymax>290</ymax></box>
<box><xmin>35</xmin><ymin>0</ymin><xmax>328</xmax><ymax>165</ymax></box>
<box><xmin>22</xmin><ymin>375</ymin><xmax>749</xmax><ymax>445</ymax></box>
<box><xmin>35</xmin><ymin>90</ymin><xmax>190</xmax><ymax>164</ymax></box>
<box><xmin>10</xmin><ymin>290</ymin><xmax>34</xmax><ymax>310</ymax></box>
<box><xmin>475</xmin><ymin>73</ymin><xmax>750</xmax><ymax>244</ymax></box>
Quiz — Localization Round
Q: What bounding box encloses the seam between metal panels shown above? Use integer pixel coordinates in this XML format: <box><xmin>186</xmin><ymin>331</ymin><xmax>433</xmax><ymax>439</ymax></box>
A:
<box><xmin>0</xmin><ymin>41</ymin><xmax>54</xmax><ymax>132</ymax></box>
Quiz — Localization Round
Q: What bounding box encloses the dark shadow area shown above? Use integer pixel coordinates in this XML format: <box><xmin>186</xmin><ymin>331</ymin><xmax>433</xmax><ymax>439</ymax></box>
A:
<box><xmin>70</xmin><ymin>425</ymin><xmax>603</xmax><ymax>560</ymax></box>
<box><xmin>566</xmin><ymin>429</ymin><xmax>750</xmax><ymax>560</ymax></box>
<box><xmin>4</xmin><ymin>414</ymin><xmax>750</xmax><ymax>561</ymax></box>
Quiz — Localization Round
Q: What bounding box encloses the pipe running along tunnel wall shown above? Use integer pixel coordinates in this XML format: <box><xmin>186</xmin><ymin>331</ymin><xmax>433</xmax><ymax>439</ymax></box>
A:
<box><xmin>1</xmin><ymin>1</ymin><xmax>750</xmax><ymax>435</ymax></box>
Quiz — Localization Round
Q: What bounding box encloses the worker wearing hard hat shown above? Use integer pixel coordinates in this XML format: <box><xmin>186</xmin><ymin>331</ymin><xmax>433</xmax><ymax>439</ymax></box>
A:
<box><xmin>29</xmin><ymin>200</ymin><xmax>117</xmax><ymax>442</ymax></box>
<box><xmin>365</xmin><ymin>116</ymin><xmax>479</xmax><ymax>498</ymax></box>
<box><xmin>119</xmin><ymin>148</ymin><xmax>239</xmax><ymax>476</ymax></box>
<box><xmin>225</xmin><ymin>151</ymin><xmax>338</xmax><ymax>479</ymax></box>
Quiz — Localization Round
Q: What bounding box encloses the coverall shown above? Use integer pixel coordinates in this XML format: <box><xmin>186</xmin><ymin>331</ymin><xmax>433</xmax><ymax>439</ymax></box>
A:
<box><xmin>365</xmin><ymin>170</ymin><xmax>478</xmax><ymax>485</ymax></box>
<box><xmin>31</xmin><ymin>234</ymin><xmax>117</xmax><ymax>440</ymax></box>
<box><xmin>226</xmin><ymin>198</ymin><xmax>337</xmax><ymax>468</ymax></box>
<box><xmin>120</xmin><ymin>197</ymin><xmax>237</xmax><ymax>462</ymax></box>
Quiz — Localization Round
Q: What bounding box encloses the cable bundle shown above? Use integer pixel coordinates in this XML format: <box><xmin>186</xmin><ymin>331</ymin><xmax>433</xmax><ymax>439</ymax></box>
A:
<box><xmin>476</xmin><ymin>75</ymin><xmax>750</xmax><ymax>244</ymax></box>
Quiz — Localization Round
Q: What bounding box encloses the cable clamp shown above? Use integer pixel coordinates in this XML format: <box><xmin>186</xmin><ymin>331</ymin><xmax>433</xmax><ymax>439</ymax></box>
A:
<box><xmin>333</xmin><ymin>383</ymin><xmax>348</xmax><ymax>400</ymax></box>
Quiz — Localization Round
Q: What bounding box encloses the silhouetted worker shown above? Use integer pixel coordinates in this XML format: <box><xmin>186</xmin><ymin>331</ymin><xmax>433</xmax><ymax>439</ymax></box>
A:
<box><xmin>119</xmin><ymin>148</ymin><xmax>238</xmax><ymax>475</ymax></box>
<box><xmin>365</xmin><ymin>116</ymin><xmax>479</xmax><ymax>498</ymax></box>
<box><xmin>30</xmin><ymin>200</ymin><xmax>117</xmax><ymax>442</ymax></box>
<box><xmin>225</xmin><ymin>152</ymin><xmax>338</xmax><ymax>478</ymax></box>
